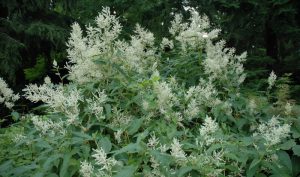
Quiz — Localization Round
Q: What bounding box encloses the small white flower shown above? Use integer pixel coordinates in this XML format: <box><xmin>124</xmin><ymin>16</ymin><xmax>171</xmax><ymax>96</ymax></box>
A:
<box><xmin>53</xmin><ymin>60</ymin><xmax>57</xmax><ymax>67</ymax></box>
<box><xmin>44</xmin><ymin>76</ymin><xmax>51</xmax><ymax>85</ymax></box>
<box><xmin>199</xmin><ymin>115</ymin><xmax>219</xmax><ymax>145</ymax></box>
<box><xmin>268</xmin><ymin>71</ymin><xmax>277</xmax><ymax>89</ymax></box>
<box><xmin>284</xmin><ymin>102</ymin><xmax>292</xmax><ymax>115</ymax></box>
<box><xmin>114</xmin><ymin>130</ymin><xmax>122</xmax><ymax>144</ymax></box>
<box><xmin>80</xmin><ymin>160</ymin><xmax>94</xmax><ymax>177</ymax></box>
<box><xmin>92</xmin><ymin>148</ymin><xmax>117</xmax><ymax>171</ymax></box>
<box><xmin>142</xmin><ymin>100</ymin><xmax>149</xmax><ymax>111</ymax></box>
<box><xmin>147</xmin><ymin>133</ymin><xmax>159</xmax><ymax>149</ymax></box>
<box><xmin>254</xmin><ymin>116</ymin><xmax>290</xmax><ymax>146</ymax></box>
<box><xmin>159</xmin><ymin>144</ymin><xmax>168</xmax><ymax>153</ymax></box>
<box><xmin>12</xmin><ymin>134</ymin><xmax>26</xmax><ymax>143</ymax></box>
<box><xmin>249</xmin><ymin>99</ymin><xmax>257</xmax><ymax>114</ymax></box>
<box><xmin>0</xmin><ymin>77</ymin><xmax>19</xmax><ymax>109</ymax></box>
<box><xmin>170</xmin><ymin>138</ymin><xmax>187</xmax><ymax>164</ymax></box>
<box><xmin>160</xmin><ymin>38</ymin><xmax>174</xmax><ymax>50</ymax></box>
<box><xmin>184</xmin><ymin>99</ymin><xmax>199</xmax><ymax>119</ymax></box>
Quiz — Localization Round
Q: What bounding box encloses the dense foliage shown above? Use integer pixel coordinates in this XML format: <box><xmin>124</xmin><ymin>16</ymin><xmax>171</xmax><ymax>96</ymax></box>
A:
<box><xmin>1</xmin><ymin>8</ymin><xmax>300</xmax><ymax>177</ymax></box>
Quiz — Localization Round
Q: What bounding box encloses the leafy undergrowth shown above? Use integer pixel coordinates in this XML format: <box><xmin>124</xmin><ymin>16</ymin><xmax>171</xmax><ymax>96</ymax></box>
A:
<box><xmin>1</xmin><ymin>7</ymin><xmax>300</xmax><ymax>177</ymax></box>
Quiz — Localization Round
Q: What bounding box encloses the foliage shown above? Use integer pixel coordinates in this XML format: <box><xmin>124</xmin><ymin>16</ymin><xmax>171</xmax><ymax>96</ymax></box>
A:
<box><xmin>0</xmin><ymin>0</ymin><xmax>72</xmax><ymax>85</ymax></box>
<box><xmin>24</xmin><ymin>55</ymin><xmax>46</xmax><ymax>82</ymax></box>
<box><xmin>1</xmin><ymin>8</ymin><xmax>300</xmax><ymax>177</ymax></box>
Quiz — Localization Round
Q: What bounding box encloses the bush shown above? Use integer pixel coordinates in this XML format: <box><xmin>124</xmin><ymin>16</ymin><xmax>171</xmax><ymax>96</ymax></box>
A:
<box><xmin>1</xmin><ymin>7</ymin><xmax>300</xmax><ymax>177</ymax></box>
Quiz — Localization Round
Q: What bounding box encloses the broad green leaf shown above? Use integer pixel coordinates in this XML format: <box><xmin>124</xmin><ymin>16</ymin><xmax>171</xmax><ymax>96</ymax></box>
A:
<box><xmin>292</xmin><ymin>145</ymin><xmax>300</xmax><ymax>157</ymax></box>
<box><xmin>277</xmin><ymin>151</ymin><xmax>292</xmax><ymax>175</ymax></box>
<box><xmin>59</xmin><ymin>152</ymin><xmax>73</xmax><ymax>177</ymax></box>
<box><xmin>43</xmin><ymin>154</ymin><xmax>63</xmax><ymax>171</ymax></box>
<box><xmin>33</xmin><ymin>171</ymin><xmax>44</xmax><ymax>177</ymax></box>
<box><xmin>11</xmin><ymin>111</ymin><xmax>20</xmax><ymax>121</ymax></box>
<box><xmin>0</xmin><ymin>160</ymin><xmax>13</xmax><ymax>173</ymax></box>
<box><xmin>99</xmin><ymin>137</ymin><xmax>112</xmax><ymax>153</ymax></box>
<box><xmin>247</xmin><ymin>158</ymin><xmax>261</xmax><ymax>177</ymax></box>
<box><xmin>150</xmin><ymin>151</ymin><xmax>172</xmax><ymax>166</ymax></box>
<box><xmin>127</xmin><ymin>118</ymin><xmax>143</xmax><ymax>135</ymax></box>
<box><xmin>112</xmin><ymin>143</ymin><xmax>142</xmax><ymax>155</ymax></box>
<box><xmin>114</xmin><ymin>165</ymin><xmax>136</xmax><ymax>177</ymax></box>
<box><xmin>73</xmin><ymin>132</ymin><xmax>93</xmax><ymax>140</ymax></box>
<box><xmin>178</xmin><ymin>166</ymin><xmax>193</xmax><ymax>177</ymax></box>
<box><xmin>105</xmin><ymin>104</ymin><xmax>112</xmax><ymax>118</ymax></box>
<box><xmin>12</xmin><ymin>164</ymin><xmax>38</xmax><ymax>176</ymax></box>
<box><xmin>36</xmin><ymin>140</ymin><xmax>52</xmax><ymax>149</ymax></box>
<box><xmin>279</xmin><ymin>139</ymin><xmax>296</xmax><ymax>150</ymax></box>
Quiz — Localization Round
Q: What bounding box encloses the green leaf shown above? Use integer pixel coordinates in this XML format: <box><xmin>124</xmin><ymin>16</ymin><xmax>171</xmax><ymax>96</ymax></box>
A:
<box><xmin>0</xmin><ymin>160</ymin><xmax>13</xmax><ymax>173</ymax></box>
<box><xmin>12</xmin><ymin>164</ymin><xmax>38</xmax><ymax>176</ymax></box>
<box><xmin>33</xmin><ymin>171</ymin><xmax>45</xmax><ymax>177</ymax></box>
<box><xmin>99</xmin><ymin>137</ymin><xmax>112</xmax><ymax>153</ymax></box>
<box><xmin>277</xmin><ymin>151</ymin><xmax>292</xmax><ymax>175</ymax></box>
<box><xmin>247</xmin><ymin>158</ymin><xmax>261</xmax><ymax>177</ymax></box>
<box><xmin>43</xmin><ymin>154</ymin><xmax>63</xmax><ymax>171</ymax></box>
<box><xmin>127</xmin><ymin>118</ymin><xmax>143</xmax><ymax>135</ymax></box>
<box><xmin>255</xmin><ymin>173</ymin><xmax>267</xmax><ymax>177</ymax></box>
<box><xmin>150</xmin><ymin>151</ymin><xmax>172</xmax><ymax>166</ymax></box>
<box><xmin>113</xmin><ymin>165</ymin><xmax>136</xmax><ymax>177</ymax></box>
<box><xmin>59</xmin><ymin>153</ymin><xmax>73</xmax><ymax>177</ymax></box>
<box><xmin>36</xmin><ymin>140</ymin><xmax>52</xmax><ymax>149</ymax></box>
<box><xmin>105</xmin><ymin>104</ymin><xmax>112</xmax><ymax>118</ymax></box>
<box><xmin>11</xmin><ymin>111</ymin><xmax>20</xmax><ymax>121</ymax></box>
<box><xmin>112</xmin><ymin>143</ymin><xmax>142</xmax><ymax>155</ymax></box>
<box><xmin>279</xmin><ymin>139</ymin><xmax>296</xmax><ymax>150</ymax></box>
<box><xmin>24</xmin><ymin>55</ymin><xmax>46</xmax><ymax>81</ymax></box>
<box><xmin>73</xmin><ymin>132</ymin><xmax>93</xmax><ymax>140</ymax></box>
<box><xmin>292</xmin><ymin>145</ymin><xmax>300</xmax><ymax>157</ymax></box>
<box><xmin>178</xmin><ymin>166</ymin><xmax>193</xmax><ymax>177</ymax></box>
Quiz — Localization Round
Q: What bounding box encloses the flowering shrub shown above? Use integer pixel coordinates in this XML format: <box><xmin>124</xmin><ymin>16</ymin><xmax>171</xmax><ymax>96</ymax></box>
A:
<box><xmin>0</xmin><ymin>77</ymin><xmax>19</xmax><ymax>109</ymax></box>
<box><xmin>1</xmin><ymin>7</ymin><xmax>300</xmax><ymax>177</ymax></box>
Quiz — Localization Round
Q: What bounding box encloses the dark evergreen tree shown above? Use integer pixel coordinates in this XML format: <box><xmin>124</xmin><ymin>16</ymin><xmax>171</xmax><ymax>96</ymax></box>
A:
<box><xmin>0</xmin><ymin>0</ymin><xmax>74</xmax><ymax>87</ymax></box>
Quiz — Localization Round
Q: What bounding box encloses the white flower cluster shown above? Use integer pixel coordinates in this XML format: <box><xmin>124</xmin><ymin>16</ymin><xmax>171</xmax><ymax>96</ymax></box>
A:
<box><xmin>120</xmin><ymin>24</ymin><xmax>157</xmax><ymax>74</ymax></box>
<box><xmin>254</xmin><ymin>116</ymin><xmax>290</xmax><ymax>146</ymax></box>
<box><xmin>80</xmin><ymin>160</ymin><xmax>94</xmax><ymax>177</ymax></box>
<box><xmin>184</xmin><ymin>80</ymin><xmax>219</xmax><ymax>120</ymax></box>
<box><xmin>92</xmin><ymin>148</ymin><xmax>117</xmax><ymax>173</ymax></box>
<box><xmin>199</xmin><ymin>115</ymin><xmax>219</xmax><ymax>145</ymax></box>
<box><xmin>0</xmin><ymin>77</ymin><xmax>19</xmax><ymax>109</ymax></box>
<box><xmin>169</xmin><ymin>11</ymin><xmax>220</xmax><ymax>51</ymax></box>
<box><xmin>170</xmin><ymin>138</ymin><xmax>187</xmax><ymax>165</ymax></box>
<box><xmin>204</xmin><ymin>40</ymin><xmax>247</xmax><ymax>86</ymax></box>
<box><xmin>248</xmin><ymin>99</ymin><xmax>257</xmax><ymax>114</ymax></box>
<box><xmin>110</xmin><ymin>108</ymin><xmax>133</xmax><ymax>128</ymax></box>
<box><xmin>12</xmin><ymin>133</ymin><xmax>26</xmax><ymax>143</ymax></box>
<box><xmin>147</xmin><ymin>133</ymin><xmax>160</xmax><ymax>149</ymax></box>
<box><xmin>80</xmin><ymin>147</ymin><xmax>118</xmax><ymax>177</ymax></box>
<box><xmin>284</xmin><ymin>102</ymin><xmax>292</xmax><ymax>115</ymax></box>
<box><xmin>114</xmin><ymin>129</ymin><xmax>123</xmax><ymax>144</ymax></box>
<box><xmin>23</xmin><ymin>77</ymin><xmax>81</xmax><ymax>124</ymax></box>
<box><xmin>160</xmin><ymin>37</ymin><xmax>174</xmax><ymax>50</ymax></box>
<box><xmin>31</xmin><ymin>115</ymin><xmax>65</xmax><ymax>136</ymax></box>
<box><xmin>66</xmin><ymin>7</ymin><xmax>160</xmax><ymax>83</ymax></box>
<box><xmin>268</xmin><ymin>71</ymin><xmax>277</xmax><ymax>89</ymax></box>
<box><xmin>188</xmin><ymin>149</ymin><xmax>225</xmax><ymax>176</ymax></box>
<box><xmin>153</xmin><ymin>80</ymin><xmax>177</xmax><ymax>116</ymax></box>
<box><xmin>66</xmin><ymin>22</ymin><xmax>102</xmax><ymax>84</ymax></box>
<box><xmin>66</xmin><ymin>7</ymin><xmax>122</xmax><ymax>83</ymax></box>
<box><xmin>86</xmin><ymin>89</ymin><xmax>107</xmax><ymax>120</ymax></box>
<box><xmin>144</xmin><ymin>156</ymin><xmax>165</xmax><ymax>177</ymax></box>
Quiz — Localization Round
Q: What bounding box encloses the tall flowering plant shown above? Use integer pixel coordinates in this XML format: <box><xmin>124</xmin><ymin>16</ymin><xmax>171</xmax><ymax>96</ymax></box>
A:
<box><xmin>1</xmin><ymin>7</ymin><xmax>300</xmax><ymax>177</ymax></box>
